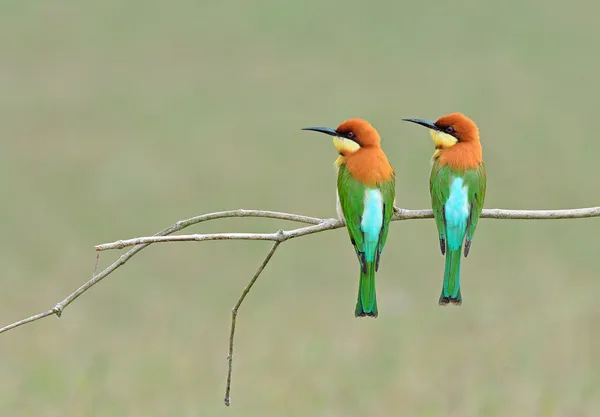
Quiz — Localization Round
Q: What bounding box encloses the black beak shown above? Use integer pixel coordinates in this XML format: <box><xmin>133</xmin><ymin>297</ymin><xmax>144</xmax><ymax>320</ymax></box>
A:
<box><xmin>401</xmin><ymin>118</ymin><xmax>440</xmax><ymax>131</ymax></box>
<box><xmin>301</xmin><ymin>126</ymin><xmax>339</xmax><ymax>136</ymax></box>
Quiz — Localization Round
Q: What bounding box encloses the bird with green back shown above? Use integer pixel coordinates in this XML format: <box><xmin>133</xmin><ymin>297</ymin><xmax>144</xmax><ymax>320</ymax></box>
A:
<box><xmin>302</xmin><ymin>119</ymin><xmax>396</xmax><ymax>317</ymax></box>
<box><xmin>403</xmin><ymin>113</ymin><xmax>486</xmax><ymax>305</ymax></box>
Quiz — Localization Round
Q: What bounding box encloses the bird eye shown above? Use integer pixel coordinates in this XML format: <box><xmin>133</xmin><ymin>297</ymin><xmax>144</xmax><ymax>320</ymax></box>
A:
<box><xmin>347</xmin><ymin>132</ymin><xmax>355</xmax><ymax>139</ymax></box>
<box><xmin>445</xmin><ymin>126</ymin><xmax>455</xmax><ymax>135</ymax></box>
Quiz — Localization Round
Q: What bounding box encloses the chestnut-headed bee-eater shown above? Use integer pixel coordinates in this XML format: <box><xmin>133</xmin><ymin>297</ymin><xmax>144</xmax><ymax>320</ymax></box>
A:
<box><xmin>403</xmin><ymin>113</ymin><xmax>486</xmax><ymax>305</ymax></box>
<box><xmin>302</xmin><ymin>119</ymin><xmax>395</xmax><ymax>317</ymax></box>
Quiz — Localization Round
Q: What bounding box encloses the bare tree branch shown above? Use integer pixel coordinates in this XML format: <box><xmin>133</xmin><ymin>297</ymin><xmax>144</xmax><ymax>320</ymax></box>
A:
<box><xmin>0</xmin><ymin>205</ymin><xmax>598</xmax><ymax>405</ymax></box>
<box><xmin>95</xmin><ymin>206</ymin><xmax>600</xmax><ymax>252</ymax></box>
<box><xmin>95</xmin><ymin>221</ymin><xmax>341</xmax><ymax>250</ymax></box>
<box><xmin>393</xmin><ymin>206</ymin><xmax>600</xmax><ymax>220</ymax></box>
<box><xmin>225</xmin><ymin>239</ymin><xmax>281</xmax><ymax>406</ymax></box>
<box><xmin>0</xmin><ymin>308</ymin><xmax>60</xmax><ymax>334</ymax></box>
<box><xmin>475</xmin><ymin>206</ymin><xmax>600</xmax><ymax>219</ymax></box>
<box><xmin>0</xmin><ymin>209</ymin><xmax>322</xmax><ymax>336</ymax></box>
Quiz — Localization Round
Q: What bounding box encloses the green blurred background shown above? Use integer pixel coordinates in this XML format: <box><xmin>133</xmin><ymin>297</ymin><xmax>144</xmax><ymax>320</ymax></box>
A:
<box><xmin>1</xmin><ymin>1</ymin><xmax>599</xmax><ymax>416</ymax></box>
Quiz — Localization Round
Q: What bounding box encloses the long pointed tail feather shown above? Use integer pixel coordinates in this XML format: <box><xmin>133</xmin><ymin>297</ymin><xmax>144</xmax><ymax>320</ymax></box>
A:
<box><xmin>439</xmin><ymin>247</ymin><xmax>462</xmax><ymax>305</ymax></box>
<box><xmin>355</xmin><ymin>261</ymin><xmax>378</xmax><ymax>317</ymax></box>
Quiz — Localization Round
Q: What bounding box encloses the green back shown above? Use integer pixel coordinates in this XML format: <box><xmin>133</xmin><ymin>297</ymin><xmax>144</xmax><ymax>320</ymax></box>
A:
<box><xmin>429</xmin><ymin>160</ymin><xmax>487</xmax><ymax>248</ymax></box>
<box><xmin>337</xmin><ymin>164</ymin><xmax>395</xmax><ymax>267</ymax></box>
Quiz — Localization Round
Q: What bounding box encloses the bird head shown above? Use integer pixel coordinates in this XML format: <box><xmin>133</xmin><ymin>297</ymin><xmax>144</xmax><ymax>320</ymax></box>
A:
<box><xmin>302</xmin><ymin>118</ymin><xmax>380</xmax><ymax>157</ymax></box>
<box><xmin>402</xmin><ymin>112</ymin><xmax>479</xmax><ymax>150</ymax></box>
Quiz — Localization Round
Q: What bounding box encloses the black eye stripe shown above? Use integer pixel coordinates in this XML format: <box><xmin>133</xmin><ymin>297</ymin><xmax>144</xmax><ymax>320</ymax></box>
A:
<box><xmin>335</xmin><ymin>131</ymin><xmax>360</xmax><ymax>144</ymax></box>
<box><xmin>436</xmin><ymin>125</ymin><xmax>460</xmax><ymax>141</ymax></box>
<box><xmin>347</xmin><ymin>132</ymin><xmax>359</xmax><ymax>144</ymax></box>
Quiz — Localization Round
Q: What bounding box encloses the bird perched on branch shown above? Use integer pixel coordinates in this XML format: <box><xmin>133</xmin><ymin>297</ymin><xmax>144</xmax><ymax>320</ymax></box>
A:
<box><xmin>302</xmin><ymin>119</ymin><xmax>395</xmax><ymax>317</ymax></box>
<box><xmin>403</xmin><ymin>113</ymin><xmax>486</xmax><ymax>305</ymax></box>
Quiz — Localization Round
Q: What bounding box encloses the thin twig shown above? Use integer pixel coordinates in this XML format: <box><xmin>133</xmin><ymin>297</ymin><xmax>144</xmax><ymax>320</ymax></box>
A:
<box><xmin>0</xmin><ymin>254</ymin><xmax>103</xmax><ymax>333</ymax></box>
<box><xmin>477</xmin><ymin>206</ymin><xmax>600</xmax><ymax>219</ymax></box>
<box><xmin>225</xmin><ymin>238</ymin><xmax>282</xmax><ymax>406</ymax></box>
<box><xmin>0</xmin><ymin>308</ymin><xmax>59</xmax><ymax>334</ymax></box>
<box><xmin>392</xmin><ymin>206</ymin><xmax>600</xmax><ymax>220</ymax></box>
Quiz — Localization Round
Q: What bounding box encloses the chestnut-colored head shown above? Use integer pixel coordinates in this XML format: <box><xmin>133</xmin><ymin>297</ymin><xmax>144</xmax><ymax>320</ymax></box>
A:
<box><xmin>432</xmin><ymin>113</ymin><xmax>480</xmax><ymax>147</ymax></box>
<box><xmin>402</xmin><ymin>112</ymin><xmax>483</xmax><ymax>169</ymax></box>
<box><xmin>301</xmin><ymin>118</ymin><xmax>381</xmax><ymax>157</ymax></box>
<box><xmin>335</xmin><ymin>118</ymin><xmax>381</xmax><ymax>148</ymax></box>
<box><xmin>302</xmin><ymin>117</ymin><xmax>393</xmax><ymax>183</ymax></box>
<box><xmin>403</xmin><ymin>112</ymin><xmax>479</xmax><ymax>150</ymax></box>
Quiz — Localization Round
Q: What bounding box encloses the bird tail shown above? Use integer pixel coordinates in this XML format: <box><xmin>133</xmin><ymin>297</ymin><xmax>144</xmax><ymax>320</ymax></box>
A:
<box><xmin>355</xmin><ymin>260</ymin><xmax>378</xmax><ymax>317</ymax></box>
<box><xmin>439</xmin><ymin>247</ymin><xmax>462</xmax><ymax>305</ymax></box>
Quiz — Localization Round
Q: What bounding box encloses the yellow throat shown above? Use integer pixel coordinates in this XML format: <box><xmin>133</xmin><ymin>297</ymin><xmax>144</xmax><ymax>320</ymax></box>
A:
<box><xmin>429</xmin><ymin>129</ymin><xmax>457</xmax><ymax>159</ymax></box>
<box><xmin>332</xmin><ymin>136</ymin><xmax>360</xmax><ymax>167</ymax></box>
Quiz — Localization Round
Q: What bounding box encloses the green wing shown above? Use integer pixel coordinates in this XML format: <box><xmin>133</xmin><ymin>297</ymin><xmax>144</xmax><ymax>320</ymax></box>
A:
<box><xmin>429</xmin><ymin>160</ymin><xmax>452</xmax><ymax>254</ymax></box>
<box><xmin>376</xmin><ymin>175</ymin><xmax>396</xmax><ymax>270</ymax></box>
<box><xmin>337</xmin><ymin>165</ymin><xmax>367</xmax><ymax>268</ymax></box>
<box><xmin>464</xmin><ymin>162</ymin><xmax>487</xmax><ymax>256</ymax></box>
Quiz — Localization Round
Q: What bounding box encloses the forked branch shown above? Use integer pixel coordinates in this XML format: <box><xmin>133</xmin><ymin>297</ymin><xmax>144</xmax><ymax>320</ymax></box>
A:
<box><xmin>0</xmin><ymin>205</ymin><xmax>598</xmax><ymax>406</ymax></box>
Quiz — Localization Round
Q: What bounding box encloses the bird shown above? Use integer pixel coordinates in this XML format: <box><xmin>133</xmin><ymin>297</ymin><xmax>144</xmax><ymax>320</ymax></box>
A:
<box><xmin>402</xmin><ymin>113</ymin><xmax>486</xmax><ymax>305</ymax></box>
<box><xmin>302</xmin><ymin>119</ymin><xmax>395</xmax><ymax>317</ymax></box>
